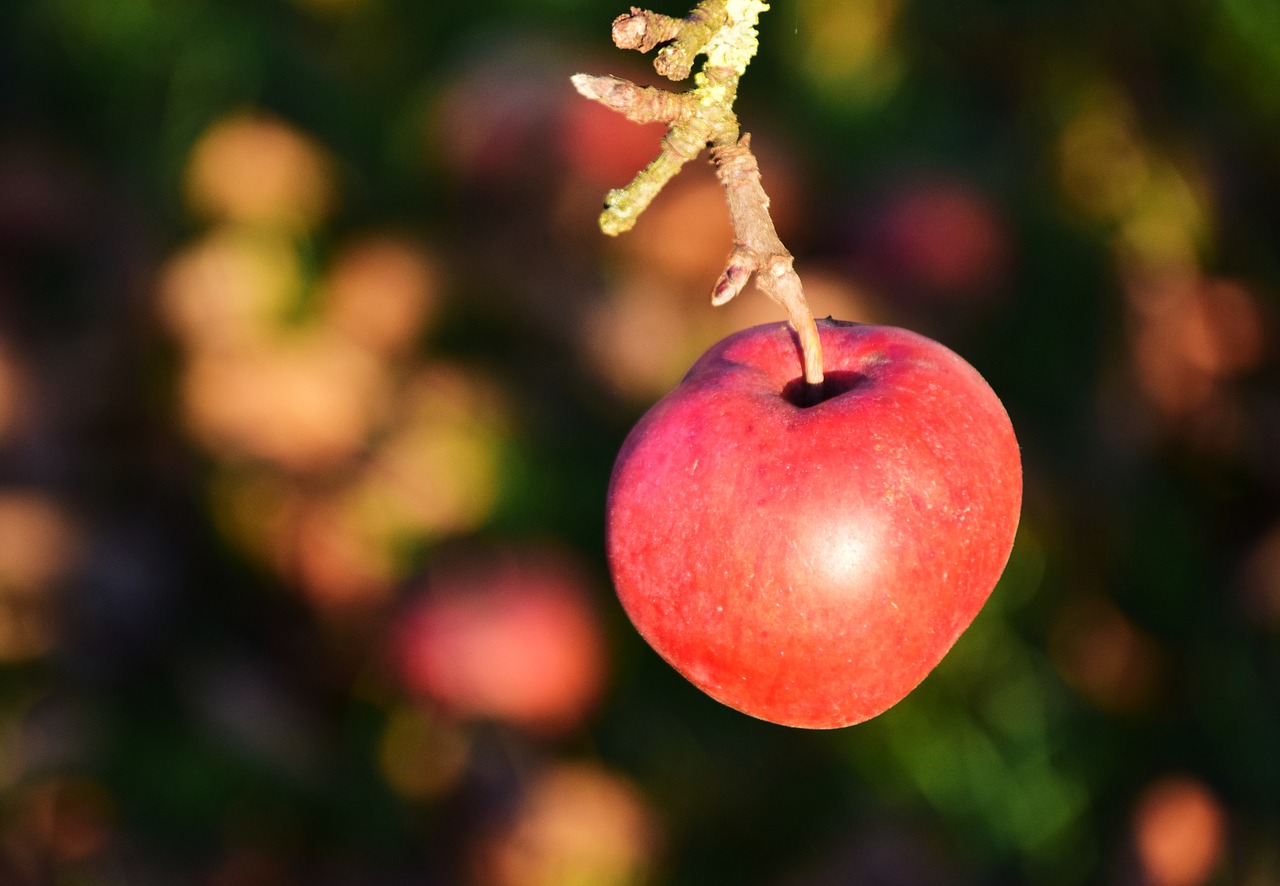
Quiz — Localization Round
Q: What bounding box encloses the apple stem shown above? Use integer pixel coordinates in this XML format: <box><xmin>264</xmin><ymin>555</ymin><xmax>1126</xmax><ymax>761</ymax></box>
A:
<box><xmin>571</xmin><ymin>0</ymin><xmax>826</xmax><ymax>397</ymax></box>
<box><xmin>710</xmin><ymin>137</ymin><xmax>825</xmax><ymax>401</ymax></box>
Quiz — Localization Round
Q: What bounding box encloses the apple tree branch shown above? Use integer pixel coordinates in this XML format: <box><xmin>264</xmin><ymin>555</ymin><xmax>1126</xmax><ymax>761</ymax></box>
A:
<box><xmin>571</xmin><ymin>0</ymin><xmax>825</xmax><ymax>393</ymax></box>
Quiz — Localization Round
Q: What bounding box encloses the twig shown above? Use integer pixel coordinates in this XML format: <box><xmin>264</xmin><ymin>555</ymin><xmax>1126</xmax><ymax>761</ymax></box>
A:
<box><xmin>572</xmin><ymin>0</ymin><xmax>826</xmax><ymax>395</ymax></box>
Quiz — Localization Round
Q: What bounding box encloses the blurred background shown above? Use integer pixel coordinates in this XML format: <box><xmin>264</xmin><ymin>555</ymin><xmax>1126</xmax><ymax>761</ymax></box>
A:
<box><xmin>0</xmin><ymin>0</ymin><xmax>1278</xmax><ymax>883</ymax></box>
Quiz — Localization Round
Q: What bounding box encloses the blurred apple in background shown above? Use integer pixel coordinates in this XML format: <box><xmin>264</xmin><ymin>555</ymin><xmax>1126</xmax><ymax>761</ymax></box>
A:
<box><xmin>180</xmin><ymin>334</ymin><xmax>391</xmax><ymax>474</ymax></box>
<box><xmin>158</xmin><ymin>229</ymin><xmax>305</xmax><ymax>355</ymax></box>
<box><xmin>183</xmin><ymin>111</ymin><xmax>334</xmax><ymax>230</ymax></box>
<box><xmin>320</xmin><ymin>235</ymin><xmax>441</xmax><ymax>359</ymax></box>
<box><xmin>471</xmin><ymin>761</ymin><xmax>659</xmax><ymax>886</ymax></box>
<box><xmin>841</xmin><ymin>176</ymin><xmax>1011</xmax><ymax>323</ymax></box>
<box><xmin>393</xmin><ymin>545</ymin><xmax>608</xmax><ymax>735</ymax></box>
<box><xmin>1131</xmin><ymin>776</ymin><xmax>1226</xmax><ymax>886</ymax></box>
<box><xmin>1048</xmin><ymin>595</ymin><xmax>1167</xmax><ymax>715</ymax></box>
<box><xmin>557</xmin><ymin>73</ymin><xmax>666</xmax><ymax>193</ymax></box>
<box><xmin>0</xmin><ymin>490</ymin><xmax>77</xmax><ymax>662</ymax></box>
<box><xmin>429</xmin><ymin>46</ymin><xmax>568</xmax><ymax>191</ymax></box>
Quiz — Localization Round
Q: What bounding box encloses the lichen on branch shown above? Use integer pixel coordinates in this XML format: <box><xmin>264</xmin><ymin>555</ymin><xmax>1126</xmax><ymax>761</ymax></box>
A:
<box><xmin>571</xmin><ymin>0</ymin><xmax>760</xmax><ymax>236</ymax></box>
<box><xmin>572</xmin><ymin>0</ymin><xmax>826</xmax><ymax>392</ymax></box>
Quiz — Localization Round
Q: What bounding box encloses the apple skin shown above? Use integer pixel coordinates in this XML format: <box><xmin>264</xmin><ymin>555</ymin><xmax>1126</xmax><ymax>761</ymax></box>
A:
<box><xmin>605</xmin><ymin>319</ymin><xmax>1022</xmax><ymax>728</ymax></box>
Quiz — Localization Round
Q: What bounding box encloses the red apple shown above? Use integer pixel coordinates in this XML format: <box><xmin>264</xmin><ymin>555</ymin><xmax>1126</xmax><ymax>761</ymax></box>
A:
<box><xmin>393</xmin><ymin>546</ymin><xmax>608</xmax><ymax>735</ymax></box>
<box><xmin>854</xmin><ymin>178</ymin><xmax>1010</xmax><ymax>299</ymax></box>
<box><xmin>605</xmin><ymin>319</ymin><xmax>1021</xmax><ymax>728</ymax></box>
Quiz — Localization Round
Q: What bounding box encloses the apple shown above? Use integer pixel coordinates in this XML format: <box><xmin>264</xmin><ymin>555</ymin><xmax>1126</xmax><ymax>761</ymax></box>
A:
<box><xmin>605</xmin><ymin>319</ymin><xmax>1021</xmax><ymax>728</ymax></box>
<box><xmin>393</xmin><ymin>546</ymin><xmax>608</xmax><ymax>735</ymax></box>
<box><xmin>852</xmin><ymin>178</ymin><xmax>1010</xmax><ymax>300</ymax></box>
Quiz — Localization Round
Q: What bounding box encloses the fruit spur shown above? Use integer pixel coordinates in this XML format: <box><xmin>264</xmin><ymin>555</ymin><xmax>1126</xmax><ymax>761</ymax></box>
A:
<box><xmin>578</xmin><ymin>0</ymin><xmax>1022</xmax><ymax>727</ymax></box>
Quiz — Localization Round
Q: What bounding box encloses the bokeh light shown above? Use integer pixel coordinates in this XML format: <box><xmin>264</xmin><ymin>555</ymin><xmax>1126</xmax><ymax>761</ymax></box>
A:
<box><xmin>558</xmin><ymin>83</ymin><xmax>668</xmax><ymax>192</ymax></box>
<box><xmin>0</xmin><ymin>491</ymin><xmax>75</xmax><ymax>661</ymax></box>
<box><xmin>180</xmin><ymin>335</ymin><xmax>391</xmax><ymax>472</ymax></box>
<box><xmin>0</xmin><ymin>344</ymin><xmax>23</xmax><ymax>440</ymax></box>
<box><xmin>184</xmin><ymin>112</ymin><xmax>334</xmax><ymax>230</ymax></box>
<box><xmin>1049</xmin><ymin>595</ymin><xmax>1165</xmax><ymax>715</ymax></box>
<box><xmin>792</xmin><ymin>0</ymin><xmax>905</xmax><ymax>107</ymax></box>
<box><xmin>320</xmin><ymin>235</ymin><xmax>442</xmax><ymax>358</ymax></box>
<box><xmin>158</xmin><ymin>229</ymin><xmax>305</xmax><ymax>354</ymax></box>
<box><xmin>471</xmin><ymin>761</ymin><xmax>660</xmax><ymax>886</ymax></box>
<box><xmin>1131</xmin><ymin>776</ymin><xmax>1227</xmax><ymax>886</ymax></box>
<box><xmin>1124</xmin><ymin>272</ymin><xmax>1266</xmax><ymax>430</ymax></box>
<box><xmin>846</xmin><ymin>177</ymin><xmax>1012</xmax><ymax>304</ymax></box>
<box><xmin>377</xmin><ymin>702</ymin><xmax>472</xmax><ymax>801</ymax></box>
<box><xmin>393</xmin><ymin>544</ymin><xmax>607</xmax><ymax>735</ymax></box>
<box><xmin>9</xmin><ymin>777</ymin><xmax>116</xmax><ymax>872</ymax></box>
<box><xmin>1240</xmin><ymin>523</ymin><xmax>1280</xmax><ymax>630</ymax></box>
